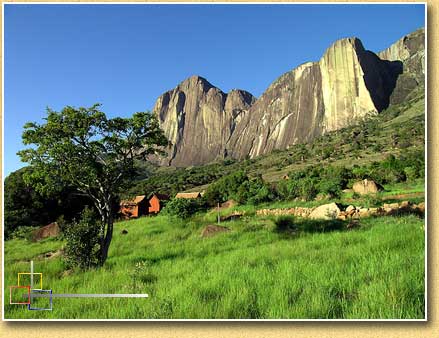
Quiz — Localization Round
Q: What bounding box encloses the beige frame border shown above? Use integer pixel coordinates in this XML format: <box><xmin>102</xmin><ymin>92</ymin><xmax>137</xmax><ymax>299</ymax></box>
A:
<box><xmin>0</xmin><ymin>0</ymin><xmax>437</xmax><ymax>337</ymax></box>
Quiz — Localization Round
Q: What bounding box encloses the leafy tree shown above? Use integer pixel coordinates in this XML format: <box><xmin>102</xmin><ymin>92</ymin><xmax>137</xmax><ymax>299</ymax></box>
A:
<box><xmin>4</xmin><ymin>167</ymin><xmax>52</xmax><ymax>239</ymax></box>
<box><xmin>18</xmin><ymin>104</ymin><xmax>169</xmax><ymax>265</ymax></box>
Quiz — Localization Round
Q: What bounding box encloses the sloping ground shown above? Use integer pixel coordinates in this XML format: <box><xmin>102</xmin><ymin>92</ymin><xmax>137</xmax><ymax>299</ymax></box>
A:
<box><xmin>125</xmin><ymin>89</ymin><xmax>424</xmax><ymax>198</ymax></box>
<box><xmin>4</xmin><ymin>208</ymin><xmax>424</xmax><ymax>319</ymax></box>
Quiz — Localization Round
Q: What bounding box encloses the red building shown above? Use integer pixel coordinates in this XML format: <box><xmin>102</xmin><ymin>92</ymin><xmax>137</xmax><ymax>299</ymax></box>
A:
<box><xmin>148</xmin><ymin>193</ymin><xmax>169</xmax><ymax>214</ymax></box>
<box><xmin>119</xmin><ymin>195</ymin><xmax>148</xmax><ymax>219</ymax></box>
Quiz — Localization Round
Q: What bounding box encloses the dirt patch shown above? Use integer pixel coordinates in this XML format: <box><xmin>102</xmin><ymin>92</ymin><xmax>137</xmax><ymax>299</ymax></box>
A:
<box><xmin>344</xmin><ymin>191</ymin><xmax>424</xmax><ymax>204</ymax></box>
<box><xmin>381</xmin><ymin>192</ymin><xmax>424</xmax><ymax>200</ymax></box>
<box><xmin>201</xmin><ymin>224</ymin><xmax>231</xmax><ymax>238</ymax></box>
<box><xmin>210</xmin><ymin>199</ymin><xmax>238</xmax><ymax>212</ymax></box>
<box><xmin>37</xmin><ymin>250</ymin><xmax>63</xmax><ymax>260</ymax></box>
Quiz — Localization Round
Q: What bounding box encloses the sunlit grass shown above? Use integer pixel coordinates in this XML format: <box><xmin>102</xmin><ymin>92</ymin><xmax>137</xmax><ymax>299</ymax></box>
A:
<box><xmin>4</xmin><ymin>209</ymin><xmax>425</xmax><ymax>319</ymax></box>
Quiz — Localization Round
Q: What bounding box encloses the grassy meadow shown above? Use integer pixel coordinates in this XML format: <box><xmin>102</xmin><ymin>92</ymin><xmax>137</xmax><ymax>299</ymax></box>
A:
<box><xmin>4</xmin><ymin>197</ymin><xmax>425</xmax><ymax>319</ymax></box>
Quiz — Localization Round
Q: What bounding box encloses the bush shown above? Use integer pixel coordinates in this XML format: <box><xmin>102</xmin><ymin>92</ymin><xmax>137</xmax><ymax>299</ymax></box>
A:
<box><xmin>162</xmin><ymin>198</ymin><xmax>207</xmax><ymax>219</ymax></box>
<box><xmin>10</xmin><ymin>226</ymin><xmax>38</xmax><ymax>241</ymax></box>
<box><xmin>234</xmin><ymin>176</ymin><xmax>275</xmax><ymax>205</ymax></box>
<box><xmin>204</xmin><ymin>171</ymin><xmax>248</xmax><ymax>204</ymax></box>
<box><xmin>317</xmin><ymin>167</ymin><xmax>351</xmax><ymax>198</ymax></box>
<box><xmin>298</xmin><ymin>177</ymin><xmax>318</xmax><ymax>201</ymax></box>
<box><xmin>63</xmin><ymin>207</ymin><xmax>101</xmax><ymax>270</ymax></box>
<box><xmin>404</xmin><ymin>166</ymin><xmax>418</xmax><ymax>182</ymax></box>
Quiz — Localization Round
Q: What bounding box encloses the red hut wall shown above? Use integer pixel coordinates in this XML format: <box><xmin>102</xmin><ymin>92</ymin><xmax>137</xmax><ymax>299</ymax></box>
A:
<box><xmin>148</xmin><ymin>195</ymin><xmax>161</xmax><ymax>214</ymax></box>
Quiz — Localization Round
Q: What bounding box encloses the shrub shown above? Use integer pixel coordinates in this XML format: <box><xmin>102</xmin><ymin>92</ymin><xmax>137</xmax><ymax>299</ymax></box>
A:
<box><xmin>63</xmin><ymin>207</ymin><xmax>101</xmax><ymax>270</ymax></box>
<box><xmin>162</xmin><ymin>198</ymin><xmax>207</xmax><ymax>219</ymax></box>
<box><xmin>234</xmin><ymin>176</ymin><xmax>275</xmax><ymax>205</ymax></box>
<box><xmin>204</xmin><ymin>170</ymin><xmax>248</xmax><ymax>204</ymax></box>
<box><xmin>10</xmin><ymin>226</ymin><xmax>38</xmax><ymax>241</ymax></box>
<box><xmin>404</xmin><ymin>166</ymin><xmax>418</xmax><ymax>182</ymax></box>
<box><xmin>298</xmin><ymin>177</ymin><xmax>318</xmax><ymax>201</ymax></box>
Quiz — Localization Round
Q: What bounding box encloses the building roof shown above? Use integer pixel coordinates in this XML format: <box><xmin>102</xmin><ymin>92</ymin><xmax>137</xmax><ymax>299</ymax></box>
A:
<box><xmin>175</xmin><ymin>192</ymin><xmax>201</xmax><ymax>199</ymax></box>
<box><xmin>149</xmin><ymin>193</ymin><xmax>170</xmax><ymax>201</ymax></box>
<box><xmin>120</xmin><ymin>195</ymin><xmax>146</xmax><ymax>206</ymax></box>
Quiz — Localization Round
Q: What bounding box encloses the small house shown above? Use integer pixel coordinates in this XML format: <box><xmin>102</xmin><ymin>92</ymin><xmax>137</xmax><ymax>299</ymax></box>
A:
<box><xmin>119</xmin><ymin>195</ymin><xmax>148</xmax><ymax>219</ymax></box>
<box><xmin>175</xmin><ymin>192</ymin><xmax>202</xmax><ymax>199</ymax></box>
<box><xmin>148</xmin><ymin>193</ymin><xmax>170</xmax><ymax>214</ymax></box>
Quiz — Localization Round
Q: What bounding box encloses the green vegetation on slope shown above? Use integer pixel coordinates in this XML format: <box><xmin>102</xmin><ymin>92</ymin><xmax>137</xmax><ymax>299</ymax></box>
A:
<box><xmin>123</xmin><ymin>90</ymin><xmax>424</xmax><ymax>198</ymax></box>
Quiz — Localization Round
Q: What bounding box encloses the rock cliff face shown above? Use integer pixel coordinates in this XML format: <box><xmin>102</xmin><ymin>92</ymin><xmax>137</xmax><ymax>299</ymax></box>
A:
<box><xmin>153</xmin><ymin>75</ymin><xmax>254</xmax><ymax>166</ymax></box>
<box><xmin>227</xmin><ymin>37</ymin><xmax>401</xmax><ymax>159</ymax></box>
<box><xmin>152</xmin><ymin>28</ymin><xmax>424</xmax><ymax>166</ymax></box>
<box><xmin>378</xmin><ymin>28</ymin><xmax>425</xmax><ymax>104</ymax></box>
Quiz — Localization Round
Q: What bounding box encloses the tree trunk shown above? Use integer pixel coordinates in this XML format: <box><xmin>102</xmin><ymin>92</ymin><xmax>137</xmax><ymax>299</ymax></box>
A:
<box><xmin>99</xmin><ymin>220</ymin><xmax>113</xmax><ymax>265</ymax></box>
<box><xmin>97</xmin><ymin>196</ymin><xmax>114</xmax><ymax>266</ymax></box>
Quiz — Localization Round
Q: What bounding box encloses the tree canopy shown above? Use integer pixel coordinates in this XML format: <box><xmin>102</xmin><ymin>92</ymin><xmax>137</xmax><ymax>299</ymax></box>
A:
<box><xmin>18</xmin><ymin>104</ymin><xmax>170</xmax><ymax>265</ymax></box>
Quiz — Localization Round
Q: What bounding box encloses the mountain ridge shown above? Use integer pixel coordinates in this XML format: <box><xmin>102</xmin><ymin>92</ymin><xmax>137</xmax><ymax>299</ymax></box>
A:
<box><xmin>152</xmin><ymin>28</ymin><xmax>424</xmax><ymax>167</ymax></box>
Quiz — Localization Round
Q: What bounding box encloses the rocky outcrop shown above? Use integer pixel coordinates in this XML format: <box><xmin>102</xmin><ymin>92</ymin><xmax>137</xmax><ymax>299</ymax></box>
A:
<box><xmin>153</xmin><ymin>29</ymin><xmax>423</xmax><ymax>166</ymax></box>
<box><xmin>226</xmin><ymin>62</ymin><xmax>326</xmax><ymax>159</ymax></box>
<box><xmin>153</xmin><ymin>75</ymin><xmax>254</xmax><ymax>166</ymax></box>
<box><xmin>378</xmin><ymin>28</ymin><xmax>425</xmax><ymax>104</ymax></box>
<box><xmin>352</xmin><ymin>179</ymin><xmax>383</xmax><ymax>195</ymax></box>
<box><xmin>32</xmin><ymin>222</ymin><xmax>60</xmax><ymax>242</ymax></box>
<box><xmin>309</xmin><ymin>202</ymin><xmax>341</xmax><ymax>220</ymax></box>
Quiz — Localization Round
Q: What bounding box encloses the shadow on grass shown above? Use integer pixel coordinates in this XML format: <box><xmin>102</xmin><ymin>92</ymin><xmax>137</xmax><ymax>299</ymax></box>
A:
<box><xmin>274</xmin><ymin>215</ymin><xmax>345</xmax><ymax>238</ymax></box>
<box><xmin>385</xmin><ymin>205</ymin><xmax>425</xmax><ymax>218</ymax></box>
<box><xmin>132</xmin><ymin>250</ymin><xmax>186</xmax><ymax>265</ymax></box>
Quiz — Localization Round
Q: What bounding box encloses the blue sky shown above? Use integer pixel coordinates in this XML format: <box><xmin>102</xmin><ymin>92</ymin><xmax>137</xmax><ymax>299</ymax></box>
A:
<box><xmin>4</xmin><ymin>3</ymin><xmax>425</xmax><ymax>176</ymax></box>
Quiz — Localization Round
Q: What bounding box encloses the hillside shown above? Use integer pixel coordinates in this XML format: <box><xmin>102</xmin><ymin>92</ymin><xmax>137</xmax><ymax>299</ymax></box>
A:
<box><xmin>152</xmin><ymin>28</ymin><xmax>424</xmax><ymax>166</ymax></box>
<box><xmin>123</xmin><ymin>85</ymin><xmax>424</xmax><ymax>199</ymax></box>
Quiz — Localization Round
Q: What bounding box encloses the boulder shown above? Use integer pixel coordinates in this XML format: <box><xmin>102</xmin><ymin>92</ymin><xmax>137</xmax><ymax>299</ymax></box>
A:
<box><xmin>32</xmin><ymin>222</ymin><xmax>60</xmax><ymax>242</ymax></box>
<box><xmin>383</xmin><ymin>202</ymin><xmax>399</xmax><ymax>210</ymax></box>
<box><xmin>416</xmin><ymin>202</ymin><xmax>425</xmax><ymax>214</ymax></box>
<box><xmin>309</xmin><ymin>203</ymin><xmax>341</xmax><ymax>220</ymax></box>
<box><xmin>352</xmin><ymin>179</ymin><xmax>383</xmax><ymax>195</ymax></box>
<box><xmin>337</xmin><ymin>211</ymin><xmax>348</xmax><ymax>220</ymax></box>
<box><xmin>359</xmin><ymin>208</ymin><xmax>371</xmax><ymax>218</ymax></box>
<box><xmin>315</xmin><ymin>193</ymin><xmax>330</xmax><ymax>201</ymax></box>
<box><xmin>201</xmin><ymin>224</ymin><xmax>230</xmax><ymax>238</ymax></box>
<box><xmin>368</xmin><ymin>207</ymin><xmax>379</xmax><ymax>216</ymax></box>
<box><xmin>220</xmin><ymin>211</ymin><xmax>244</xmax><ymax>222</ymax></box>
<box><xmin>399</xmin><ymin>200</ymin><xmax>411</xmax><ymax>208</ymax></box>
<box><xmin>346</xmin><ymin>205</ymin><xmax>356</xmax><ymax>213</ymax></box>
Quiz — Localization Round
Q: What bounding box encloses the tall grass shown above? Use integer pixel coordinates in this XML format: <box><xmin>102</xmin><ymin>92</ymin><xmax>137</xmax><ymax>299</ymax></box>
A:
<box><xmin>4</xmin><ymin>212</ymin><xmax>424</xmax><ymax>319</ymax></box>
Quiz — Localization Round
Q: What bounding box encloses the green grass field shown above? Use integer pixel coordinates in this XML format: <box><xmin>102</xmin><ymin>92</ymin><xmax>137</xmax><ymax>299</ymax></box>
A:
<box><xmin>4</xmin><ymin>202</ymin><xmax>425</xmax><ymax>319</ymax></box>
